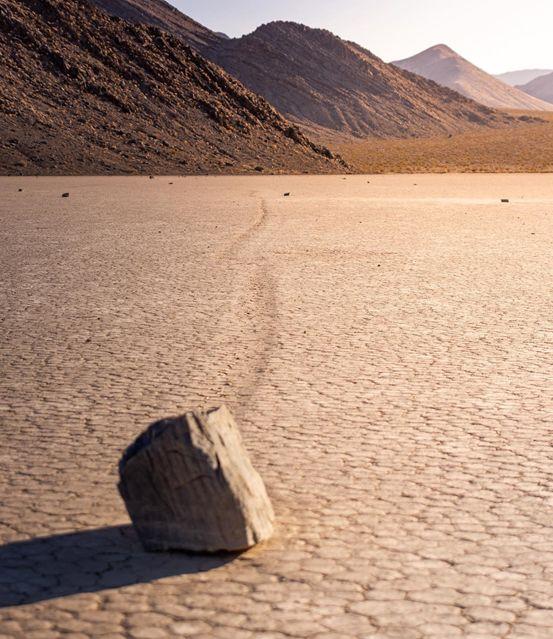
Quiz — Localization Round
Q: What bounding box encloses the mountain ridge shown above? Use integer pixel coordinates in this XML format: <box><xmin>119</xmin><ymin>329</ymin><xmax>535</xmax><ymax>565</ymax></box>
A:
<box><xmin>518</xmin><ymin>71</ymin><xmax>553</xmax><ymax>104</ymax></box>
<box><xmin>394</xmin><ymin>44</ymin><xmax>553</xmax><ymax>111</ymax></box>
<box><xmin>89</xmin><ymin>0</ymin><xmax>222</xmax><ymax>49</ymax></box>
<box><xmin>208</xmin><ymin>21</ymin><xmax>520</xmax><ymax>140</ymax></box>
<box><xmin>87</xmin><ymin>2</ymin><xmax>524</xmax><ymax>140</ymax></box>
<box><xmin>495</xmin><ymin>68</ymin><xmax>553</xmax><ymax>87</ymax></box>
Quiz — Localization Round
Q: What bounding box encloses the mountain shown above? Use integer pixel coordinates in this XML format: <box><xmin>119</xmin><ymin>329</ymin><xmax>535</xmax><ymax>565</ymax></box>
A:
<box><xmin>393</xmin><ymin>45</ymin><xmax>553</xmax><ymax>111</ymax></box>
<box><xmin>89</xmin><ymin>0</ymin><xmax>223</xmax><ymax>49</ymax></box>
<box><xmin>87</xmin><ymin>3</ymin><xmax>522</xmax><ymax>141</ymax></box>
<box><xmin>0</xmin><ymin>0</ymin><xmax>345</xmax><ymax>176</ymax></box>
<box><xmin>495</xmin><ymin>69</ymin><xmax>553</xmax><ymax>87</ymax></box>
<box><xmin>518</xmin><ymin>72</ymin><xmax>553</xmax><ymax>104</ymax></box>
<box><xmin>206</xmin><ymin>22</ymin><xmax>519</xmax><ymax>140</ymax></box>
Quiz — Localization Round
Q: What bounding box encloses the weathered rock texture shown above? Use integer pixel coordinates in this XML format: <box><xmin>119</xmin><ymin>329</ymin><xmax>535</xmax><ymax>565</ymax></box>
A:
<box><xmin>89</xmin><ymin>0</ymin><xmax>222</xmax><ymax>50</ymax></box>
<box><xmin>118</xmin><ymin>405</ymin><xmax>275</xmax><ymax>552</ymax></box>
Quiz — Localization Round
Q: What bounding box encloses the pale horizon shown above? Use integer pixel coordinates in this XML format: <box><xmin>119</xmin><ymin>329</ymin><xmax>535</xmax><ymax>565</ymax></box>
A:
<box><xmin>169</xmin><ymin>0</ymin><xmax>553</xmax><ymax>74</ymax></box>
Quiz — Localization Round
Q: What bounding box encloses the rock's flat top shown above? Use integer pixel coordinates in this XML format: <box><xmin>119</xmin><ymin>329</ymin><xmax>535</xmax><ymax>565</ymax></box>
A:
<box><xmin>1</xmin><ymin>174</ymin><xmax>553</xmax><ymax>638</ymax></box>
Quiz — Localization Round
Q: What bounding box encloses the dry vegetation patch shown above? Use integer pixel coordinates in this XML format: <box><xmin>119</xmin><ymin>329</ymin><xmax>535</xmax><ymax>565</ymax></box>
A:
<box><xmin>334</xmin><ymin>112</ymin><xmax>553</xmax><ymax>173</ymax></box>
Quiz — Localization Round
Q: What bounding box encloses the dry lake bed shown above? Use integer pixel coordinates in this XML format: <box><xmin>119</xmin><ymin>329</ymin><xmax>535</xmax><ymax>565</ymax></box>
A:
<box><xmin>1</xmin><ymin>174</ymin><xmax>553</xmax><ymax>639</ymax></box>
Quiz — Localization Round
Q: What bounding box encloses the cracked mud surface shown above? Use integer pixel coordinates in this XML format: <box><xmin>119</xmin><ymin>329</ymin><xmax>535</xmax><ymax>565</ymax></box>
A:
<box><xmin>1</xmin><ymin>174</ymin><xmax>553</xmax><ymax>638</ymax></box>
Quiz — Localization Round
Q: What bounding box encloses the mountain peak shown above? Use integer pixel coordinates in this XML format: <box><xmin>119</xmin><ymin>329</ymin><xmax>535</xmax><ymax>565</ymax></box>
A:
<box><xmin>427</xmin><ymin>43</ymin><xmax>456</xmax><ymax>55</ymax></box>
<box><xmin>80</xmin><ymin>0</ymin><xmax>534</xmax><ymax>140</ymax></box>
<box><xmin>394</xmin><ymin>45</ymin><xmax>553</xmax><ymax>111</ymax></box>
<box><xmin>250</xmin><ymin>20</ymin><xmax>340</xmax><ymax>43</ymax></box>
<box><xmin>209</xmin><ymin>23</ymin><xmax>516</xmax><ymax>139</ymax></box>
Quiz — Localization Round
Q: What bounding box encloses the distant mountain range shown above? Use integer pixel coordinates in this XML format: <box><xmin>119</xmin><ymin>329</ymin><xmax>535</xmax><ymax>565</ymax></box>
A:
<box><xmin>0</xmin><ymin>0</ymin><xmax>344</xmax><ymax>175</ymax></box>
<box><xmin>495</xmin><ymin>69</ymin><xmax>553</xmax><ymax>87</ymax></box>
<box><xmin>518</xmin><ymin>71</ymin><xmax>553</xmax><ymax>104</ymax></box>
<box><xmin>394</xmin><ymin>45</ymin><xmax>553</xmax><ymax>111</ymax></box>
<box><xmin>207</xmin><ymin>22</ymin><xmax>519</xmax><ymax>140</ymax></box>
<box><xmin>89</xmin><ymin>0</ymin><xmax>521</xmax><ymax>140</ymax></box>
<box><xmin>1</xmin><ymin>0</ymin><xmax>544</xmax><ymax>175</ymax></box>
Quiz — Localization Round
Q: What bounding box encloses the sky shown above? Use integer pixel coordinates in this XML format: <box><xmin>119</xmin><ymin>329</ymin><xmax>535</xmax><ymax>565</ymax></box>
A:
<box><xmin>169</xmin><ymin>0</ymin><xmax>553</xmax><ymax>74</ymax></box>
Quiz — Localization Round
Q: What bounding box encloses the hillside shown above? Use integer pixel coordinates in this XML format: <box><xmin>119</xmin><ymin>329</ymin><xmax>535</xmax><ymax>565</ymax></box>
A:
<box><xmin>87</xmin><ymin>3</ymin><xmax>523</xmax><ymax>141</ymax></box>
<box><xmin>207</xmin><ymin>22</ymin><xmax>519</xmax><ymax>140</ymax></box>
<box><xmin>394</xmin><ymin>45</ymin><xmax>553</xmax><ymax>111</ymax></box>
<box><xmin>89</xmin><ymin>0</ymin><xmax>223</xmax><ymax>49</ymax></box>
<box><xmin>518</xmin><ymin>72</ymin><xmax>553</xmax><ymax>104</ymax></box>
<box><xmin>0</xmin><ymin>0</ymin><xmax>344</xmax><ymax>176</ymax></box>
<box><xmin>495</xmin><ymin>69</ymin><xmax>552</xmax><ymax>87</ymax></box>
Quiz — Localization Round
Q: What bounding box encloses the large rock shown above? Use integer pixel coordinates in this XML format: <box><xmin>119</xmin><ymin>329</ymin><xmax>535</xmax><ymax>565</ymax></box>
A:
<box><xmin>118</xmin><ymin>405</ymin><xmax>274</xmax><ymax>552</ymax></box>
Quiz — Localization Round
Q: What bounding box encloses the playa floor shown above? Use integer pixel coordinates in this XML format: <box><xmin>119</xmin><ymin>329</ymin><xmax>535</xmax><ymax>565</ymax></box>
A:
<box><xmin>1</xmin><ymin>174</ymin><xmax>553</xmax><ymax>638</ymax></box>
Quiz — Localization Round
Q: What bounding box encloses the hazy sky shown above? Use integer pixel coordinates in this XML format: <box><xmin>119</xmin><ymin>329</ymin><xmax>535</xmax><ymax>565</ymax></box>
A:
<box><xmin>169</xmin><ymin>0</ymin><xmax>553</xmax><ymax>73</ymax></box>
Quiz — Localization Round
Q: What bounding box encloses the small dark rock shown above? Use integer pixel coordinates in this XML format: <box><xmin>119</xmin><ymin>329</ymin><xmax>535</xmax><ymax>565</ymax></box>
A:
<box><xmin>254</xmin><ymin>166</ymin><xmax>264</xmax><ymax>172</ymax></box>
<box><xmin>62</xmin><ymin>192</ymin><xmax>69</xmax><ymax>198</ymax></box>
<box><xmin>18</xmin><ymin>188</ymin><xmax>23</xmax><ymax>192</ymax></box>
<box><xmin>284</xmin><ymin>192</ymin><xmax>290</xmax><ymax>197</ymax></box>
<box><xmin>501</xmin><ymin>199</ymin><xmax>509</xmax><ymax>203</ymax></box>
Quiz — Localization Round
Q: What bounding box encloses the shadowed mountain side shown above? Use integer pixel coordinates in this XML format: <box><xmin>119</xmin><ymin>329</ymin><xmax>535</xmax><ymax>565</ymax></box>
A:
<box><xmin>206</xmin><ymin>22</ymin><xmax>520</xmax><ymax>140</ymax></box>
<box><xmin>518</xmin><ymin>71</ymin><xmax>553</xmax><ymax>105</ymax></box>
<box><xmin>0</xmin><ymin>0</ymin><xmax>345</xmax><ymax>176</ymax></box>
<box><xmin>0</xmin><ymin>526</ymin><xmax>237</xmax><ymax>607</ymax></box>
<box><xmin>394</xmin><ymin>45</ymin><xmax>553</xmax><ymax>111</ymax></box>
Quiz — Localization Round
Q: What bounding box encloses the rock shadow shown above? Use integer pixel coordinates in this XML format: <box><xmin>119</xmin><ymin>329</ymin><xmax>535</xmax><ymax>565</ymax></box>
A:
<box><xmin>0</xmin><ymin>525</ymin><xmax>238</xmax><ymax>607</ymax></box>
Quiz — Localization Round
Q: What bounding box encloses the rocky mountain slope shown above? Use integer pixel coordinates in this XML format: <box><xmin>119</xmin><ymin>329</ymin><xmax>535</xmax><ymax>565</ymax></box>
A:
<box><xmin>0</xmin><ymin>0</ymin><xmax>344</xmax><ymax>175</ymax></box>
<box><xmin>394</xmin><ymin>45</ymin><xmax>553</xmax><ymax>111</ymax></box>
<box><xmin>207</xmin><ymin>22</ymin><xmax>520</xmax><ymax>140</ymax></box>
<box><xmin>87</xmin><ymin>3</ymin><xmax>522</xmax><ymax>141</ymax></box>
<box><xmin>495</xmin><ymin>69</ymin><xmax>552</xmax><ymax>87</ymax></box>
<box><xmin>518</xmin><ymin>72</ymin><xmax>553</xmax><ymax>104</ymax></box>
<box><xmin>89</xmin><ymin>0</ymin><xmax>223</xmax><ymax>49</ymax></box>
